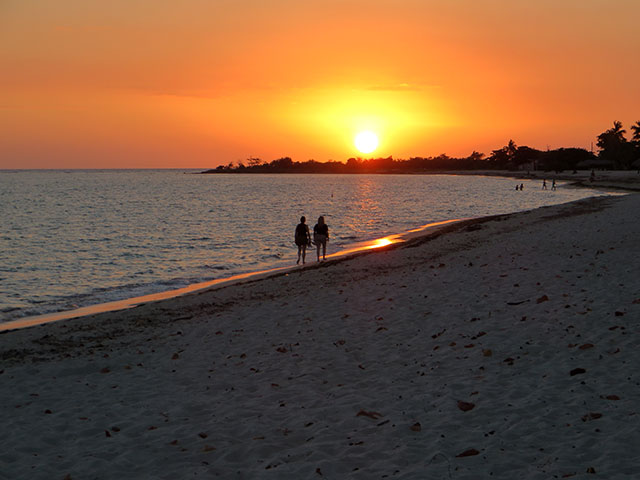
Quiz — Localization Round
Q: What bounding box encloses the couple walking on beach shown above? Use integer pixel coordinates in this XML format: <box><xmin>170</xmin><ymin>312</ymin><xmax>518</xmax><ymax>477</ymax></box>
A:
<box><xmin>295</xmin><ymin>216</ymin><xmax>329</xmax><ymax>264</ymax></box>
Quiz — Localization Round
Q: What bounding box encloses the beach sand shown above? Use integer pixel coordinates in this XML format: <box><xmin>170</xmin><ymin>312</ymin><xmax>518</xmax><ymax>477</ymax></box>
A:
<box><xmin>453</xmin><ymin>169</ymin><xmax>640</xmax><ymax>193</ymax></box>
<box><xmin>1</xmin><ymin>192</ymin><xmax>639</xmax><ymax>479</ymax></box>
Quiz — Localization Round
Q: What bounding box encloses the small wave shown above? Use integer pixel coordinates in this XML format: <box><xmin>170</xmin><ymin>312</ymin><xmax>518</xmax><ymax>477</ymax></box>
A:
<box><xmin>1</xmin><ymin>306</ymin><xmax>21</xmax><ymax>314</ymax></box>
<box><xmin>27</xmin><ymin>298</ymin><xmax>49</xmax><ymax>305</ymax></box>
<box><xmin>0</xmin><ymin>276</ymin><xmax>201</xmax><ymax>323</ymax></box>
<box><xmin>155</xmin><ymin>279</ymin><xmax>190</xmax><ymax>287</ymax></box>
<box><xmin>121</xmin><ymin>252</ymin><xmax>147</xmax><ymax>259</ymax></box>
<box><xmin>261</xmin><ymin>253</ymin><xmax>283</xmax><ymax>260</ymax></box>
<box><xmin>204</xmin><ymin>265</ymin><xmax>230</xmax><ymax>271</ymax></box>
<box><xmin>134</xmin><ymin>270</ymin><xmax>155</xmax><ymax>276</ymax></box>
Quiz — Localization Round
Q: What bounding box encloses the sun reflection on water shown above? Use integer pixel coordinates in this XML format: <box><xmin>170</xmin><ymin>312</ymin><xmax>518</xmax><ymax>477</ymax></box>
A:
<box><xmin>371</xmin><ymin>237</ymin><xmax>393</xmax><ymax>248</ymax></box>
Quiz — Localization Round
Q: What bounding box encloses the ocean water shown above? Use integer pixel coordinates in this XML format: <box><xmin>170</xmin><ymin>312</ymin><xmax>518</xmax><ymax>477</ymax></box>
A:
<box><xmin>0</xmin><ymin>170</ymin><xmax>607</xmax><ymax>322</ymax></box>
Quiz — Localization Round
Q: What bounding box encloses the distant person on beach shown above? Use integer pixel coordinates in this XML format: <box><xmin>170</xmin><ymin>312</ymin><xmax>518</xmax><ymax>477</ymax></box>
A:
<box><xmin>294</xmin><ymin>216</ymin><xmax>311</xmax><ymax>264</ymax></box>
<box><xmin>542</xmin><ymin>179</ymin><xmax>547</xmax><ymax>190</ymax></box>
<box><xmin>552</xmin><ymin>179</ymin><xmax>556</xmax><ymax>190</ymax></box>
<box><xmin>520</xmin><ymin>183</ymin><xmax>524</xmax><ymax>191</ymax></box>
<box><xmin>313</xmin><ymin>216</ymin><xmax>329</xmax><ymax>261</ymax></box>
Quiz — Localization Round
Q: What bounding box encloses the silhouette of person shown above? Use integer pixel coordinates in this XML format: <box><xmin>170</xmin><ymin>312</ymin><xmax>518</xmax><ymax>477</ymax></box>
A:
<box><xmin>313</xmin><ymin>216</ymin><xmax>329</xmax><ymax>261</ymax></box>
<box><xmin>520</xmin><ymin>183</ymin><xmax>524</xmax><ymax>191</ymax></box>
<box><xmin>542</xmin><ymin>179</ymin><xmax>547</xmax><ymax>190</ymax></box>
<box><xmin>294</xmin><ymin>216</ymin><xmax>311</xmax><ymax>264</ymax></box>
<box><xmin>551</xmin><ymin>179</ymin><xmax>556</xmax><ymax>191</ymax></box>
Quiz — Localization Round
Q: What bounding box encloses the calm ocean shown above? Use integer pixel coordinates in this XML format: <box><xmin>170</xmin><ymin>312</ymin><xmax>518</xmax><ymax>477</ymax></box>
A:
<box><xmin>0</xmin><ymin>170</ymin><xmax>606</xmax><ymax>323</ymax></box>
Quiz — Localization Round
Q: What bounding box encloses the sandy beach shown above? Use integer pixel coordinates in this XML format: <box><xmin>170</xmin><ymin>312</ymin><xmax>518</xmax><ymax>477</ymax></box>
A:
<box><xmin>447</xmin><ymin>169</ymin><xmax>640</xmax><ymax>193</ymax></box>
<box><xmin>2</xmin><ymin>190</ymin><xmax>639</xmax><ymax>479</ymax></box>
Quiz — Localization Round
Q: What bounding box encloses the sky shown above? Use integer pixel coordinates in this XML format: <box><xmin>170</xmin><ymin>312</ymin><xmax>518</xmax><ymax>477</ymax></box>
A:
<box><xmin>1</xmin><ymin>0</ymin><xmax>639</xmax><ymax>169</ymax></box>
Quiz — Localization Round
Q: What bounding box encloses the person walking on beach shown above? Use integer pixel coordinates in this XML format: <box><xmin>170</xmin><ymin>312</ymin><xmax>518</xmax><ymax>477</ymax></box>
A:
<box><xmin>294</xmin><ymin>216</ymin><xmax>311</xmax><ymax>264</ymax></box>
<box><xmin>313</xmin><ymin>216</ymin><xmax>329</xmax><ymax>261</ymax></box>
<box><xmin>542</xmin><ymin>179</ymin><xmax>547</xmax><ymax>190</ymax></box>
<box><xmin>552</xmin><ymin>179</ymin><xmax>556</xmax><ymax>191</ymax></box>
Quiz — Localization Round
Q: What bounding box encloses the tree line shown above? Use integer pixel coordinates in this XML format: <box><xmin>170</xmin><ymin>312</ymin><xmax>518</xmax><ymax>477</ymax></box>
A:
<box><xmin>596</xmin><ymin>120</ymin><xmax>640</xmax><ymax>169</ymax></box>
<box><xmin>203</xmin><ymin>120</ymin><xmax>640</xmax><ymax>174</ymax></box>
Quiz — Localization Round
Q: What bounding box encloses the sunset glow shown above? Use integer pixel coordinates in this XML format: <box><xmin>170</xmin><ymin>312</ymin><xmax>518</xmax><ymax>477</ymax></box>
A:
<box><xmin>1</xmin><ymin>1</ymin><xmax>639</xmax><ymax>168</ymax></box>
<box><xmin>354</xmin><ymin>131</ymin><xmax>379</xmax><ymax>154</ymax></box>
<box><xmin>371</xmin><ymin>238</ymin><xmax>393</xmax><ymax>248</ymax></box>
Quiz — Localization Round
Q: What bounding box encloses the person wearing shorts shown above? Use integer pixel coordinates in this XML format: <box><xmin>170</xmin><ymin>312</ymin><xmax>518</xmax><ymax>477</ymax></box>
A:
<box><xmin>313</xmin><ymin>216</ymin><xmax>329</xmax><ymax>261</ymax></box>
<box><xmin>294</xmin><ymin>216</ymin><xmax>311</xmax><ymax>264</ymax></box>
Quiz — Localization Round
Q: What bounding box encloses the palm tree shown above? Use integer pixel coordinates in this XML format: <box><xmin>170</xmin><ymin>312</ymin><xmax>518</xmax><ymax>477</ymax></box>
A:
<box><xmin>596</xmin><ymin>121</ymin><xmax>632</xmax><ymax>169</ymax></box>
<box><xmin>630</xmin><ymin>121</ymin><xmax>640</xmax><ymax>142</ymax></box>
<box><xmin>610</xmin><ymin>120</ymin><xmax>625</xmax><ymax>140</ymax></box>
<box><xmin>630</xmin><ymin>121</ymin><xmax>640</xmax><ymax>171</ymax></box>
<box><xmin>596</xmin><ymin>121</ymin><xmax>625</xmax><ymax>149</ymax></box>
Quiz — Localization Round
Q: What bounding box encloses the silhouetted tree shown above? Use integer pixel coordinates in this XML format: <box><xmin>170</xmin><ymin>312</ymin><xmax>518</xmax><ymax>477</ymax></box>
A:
<box><xmin>346</xmin><ymin>157</ymin><xmax>362</xmax><ymax>172</ymax></box>
<box><xmin>269</xmin><ymin>157</ymin><xmax>294</xmax><ymax>170</ymax></box>
<box><xmin>596</xmin><ymin>121</ymin><xmax>634</xmax><ymax>169</ymax></box>
<box><xmin>459</xmin><ymin>151</ymin><xmax>487</xmax><ymax>169</ymax></box>
<box><xmin>631</xmin><ymin>121</ymin><xmax>640</xmax><ymax>142</ymax></box>
<box><xmin>202</xmin><ymin>123</ymin><xmax>640</xmax><ymax>174</ymax></box>
<box><xmin>367</xmin><ymin>156</ymin><xmax>397</xmax><ymax>171</ymax></box>
<box><xmin>405</xmin><ymin>157</ymin><xmax>429</xmax><ymax>170</ymax></box>
<box><xmin>489</xmin><ymin>140</ymin><xmax>517</xmax><ymax>169</ymax></box>
<box><xmin>630</xmin><ymin>121</ymin><xmax>640</xmax><ymax>170</ymax></box>
<box><xmin>513</xmin><ymin>146</ymin><xmax>542</xmax><ymax>169</ymax></box>
<box><xmin>488</xmin><ymin>149</ymin><xmax>506</xmax><ymax>169</ymax></box>
<box><xmin>538</xmin><ymin>148</ymin><xmax>596</xmax><ymax>172</ymax></box>
<box><xmin>467</xmin><ymin>151</ymin><xmax>485</xmax><ymax>162</ymax></box>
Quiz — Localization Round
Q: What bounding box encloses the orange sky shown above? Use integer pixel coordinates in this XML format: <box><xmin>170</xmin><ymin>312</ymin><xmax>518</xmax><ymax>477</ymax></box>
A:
<box><xmin>1</xmin><ymin>0</ymin><xmax>639</xmax><ymax>168</ymax></box>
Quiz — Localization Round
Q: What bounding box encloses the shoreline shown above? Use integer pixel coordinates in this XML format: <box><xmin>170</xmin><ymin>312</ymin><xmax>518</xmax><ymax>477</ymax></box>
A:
<box><xmin>2</xmin><ymin>170</ymin><xmax>632</xmax><ymax>331</ymax></box>
<box><xmin>197</xmin><ymin>168</ymin><xmax>640</xmax><ymax>191</ymax></box>
<box><xmin>442</xmin><ymin>169</ymin><xmax>640</xmax><ymax>192</ymax></box>
<box><xmin>0</xmin><ymin>219</ymin><xmax>464</xmax><ymax>332</ymax></box>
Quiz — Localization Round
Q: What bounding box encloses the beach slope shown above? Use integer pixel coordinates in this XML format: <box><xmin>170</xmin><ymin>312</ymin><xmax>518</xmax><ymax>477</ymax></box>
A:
<box><xmin>1</xmin><ymin>193</ymin><xmax>639</xmax><ymax>479</ymax></box>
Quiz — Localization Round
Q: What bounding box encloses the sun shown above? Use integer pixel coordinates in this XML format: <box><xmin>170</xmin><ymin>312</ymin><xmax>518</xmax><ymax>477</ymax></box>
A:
<box><xmin>354</xmin><ymin>130</ymin><xmax>379</xmax><ymax>154</ymax></box>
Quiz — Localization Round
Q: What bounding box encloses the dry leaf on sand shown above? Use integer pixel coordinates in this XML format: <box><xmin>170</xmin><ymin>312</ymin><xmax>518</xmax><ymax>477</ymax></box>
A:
<box><xmin>457</xmin><ymin>401</ymin><xmax>476</xmax><ymax>412</ymax></box>
<box><xmin>456</xmin><ymin>448</ymin><xmax>480</xmax><ymax>457</ymax></box>
<box><xmin>356</xmin><ymin>410</ymin><xmax>383</xmax><ymax>420</ymax></box>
